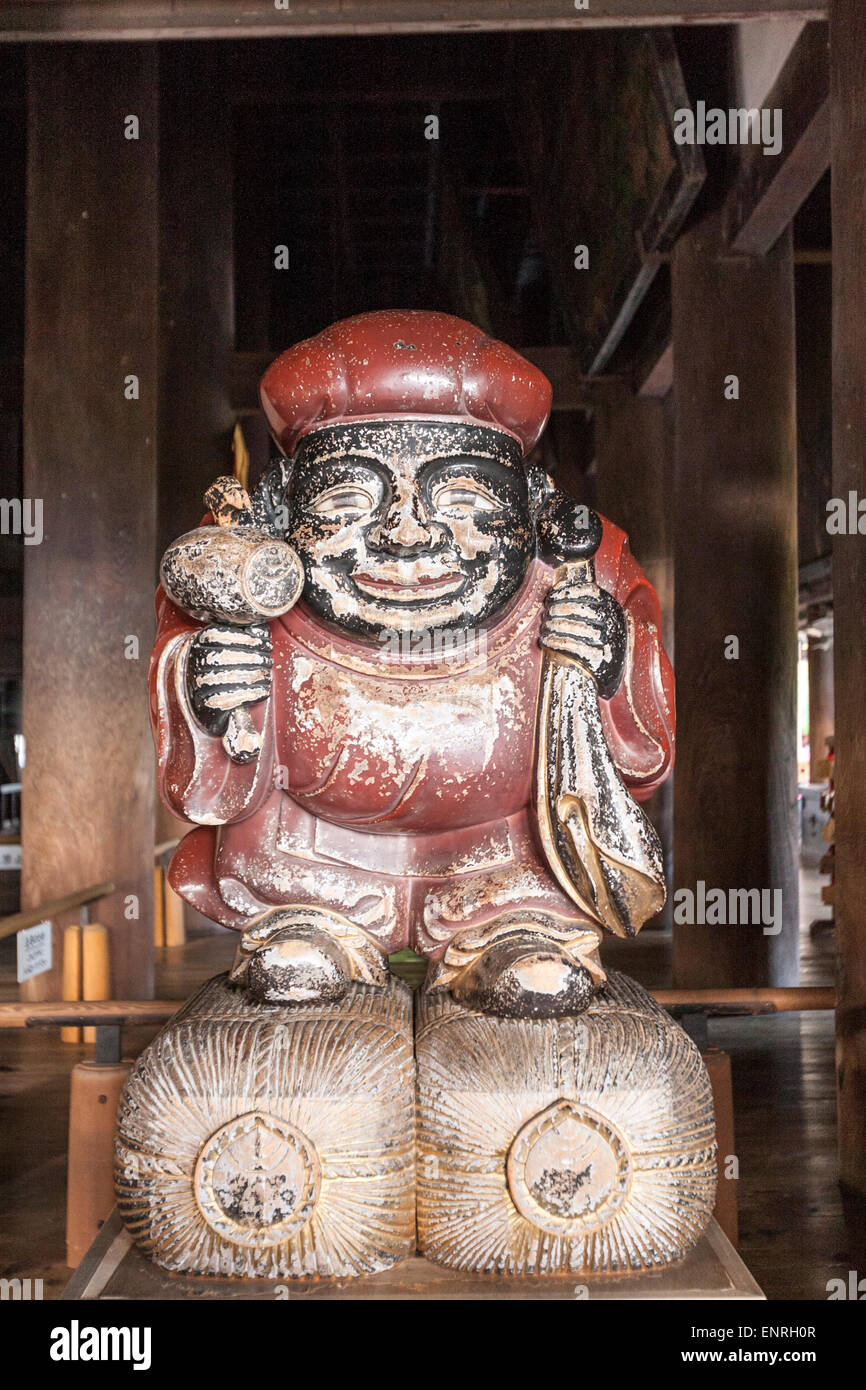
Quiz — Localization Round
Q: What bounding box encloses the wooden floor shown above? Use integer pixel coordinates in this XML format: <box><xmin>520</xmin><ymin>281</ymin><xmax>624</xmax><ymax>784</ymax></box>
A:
<box><xmin>1</xmin><ymin>868</ymin><xmax>862</xmax><ymax>1301</ymax></box>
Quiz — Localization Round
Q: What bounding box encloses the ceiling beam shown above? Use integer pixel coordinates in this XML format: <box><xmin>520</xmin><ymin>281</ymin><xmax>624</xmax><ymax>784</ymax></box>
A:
<box><xmin>0</xmin><ymin>2</ymin><xmax>825</xmax><ymax>44</ymax></box>
<box><xmin>725</xmin><ymin>21</ymin><xmax>830</xmax><ymax>255</ymax></box>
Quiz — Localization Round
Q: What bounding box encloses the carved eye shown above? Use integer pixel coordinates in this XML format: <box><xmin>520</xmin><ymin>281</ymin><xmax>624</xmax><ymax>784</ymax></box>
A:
<box><xmin>433</xmin><ymin>481</ymin><xmax>497</xmax><ymax>513</ymax></box>
<box><xmin>312</xmin><ymin>485</ymin><xmax>376</xmax><ymax>519</ymax></box>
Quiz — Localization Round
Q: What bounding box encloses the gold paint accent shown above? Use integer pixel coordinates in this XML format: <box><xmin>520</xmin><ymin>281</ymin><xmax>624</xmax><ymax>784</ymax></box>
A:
<box><xmin>232</xmin><ymin>421</ymin><xmax>250</xmax><ymax>492</ymax></box>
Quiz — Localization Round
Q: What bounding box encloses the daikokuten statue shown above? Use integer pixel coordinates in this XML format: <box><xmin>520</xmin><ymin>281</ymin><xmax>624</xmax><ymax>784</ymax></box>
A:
<box><xmin>151</xmin><ymin>311</ymin><xmax>673</xmax><ymax>1016</ymax></box>
<box><xmin>117</xmin><ymin>313</ymin><xmax>716</xmax><ymax>1281</ymax></box>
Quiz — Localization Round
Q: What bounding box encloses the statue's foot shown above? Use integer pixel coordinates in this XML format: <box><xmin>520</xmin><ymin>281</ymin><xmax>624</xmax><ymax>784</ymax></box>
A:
<box><xmin>449</xmin><ymin>933</ymin><xmax>597</xmax><ymax>1019</ymax></box>
<box><xmin>245</xmin><ymin>926</ymin><xmax>351</xmax><ymax>1005</ymax></box>
<box><xmin>229</xmin><ymin>906</ymin><xmax>390</xmax><ymax>1005</ymax></box>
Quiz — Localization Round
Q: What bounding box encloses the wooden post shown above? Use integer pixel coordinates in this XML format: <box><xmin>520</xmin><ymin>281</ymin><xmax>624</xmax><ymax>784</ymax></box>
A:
<box><xmin>164</xmin><ymin>881</ymin><xmax>186</xmax><ymax>947</ymax></box>
<box><xmin>66</xmin><ymin>1059</ymin><xmax>131</xmax><ymax>1267</ymax></box>
<box><xmin>594</xmin><ymin>385</ymin><xmax>673</xmax><ymax>629</ymax></box>
<box><xmin>61</xmin><ymin>924</ymin><xmax>82</xmax><ymax>1045</ymax></box>
<box><xmin>671</xmin><ymin>213</ymin><xmax>799</xmax><ymax>989</ymax></box>
<box><xmin>157</xmin><ymin>42</ymin><xmax>235</xmax><ymax>560</ymax></box>
<box><xmin>81</xmin><ymin>922</ymin><xmax>110</xmax><ymax>1045</ymax></box>
<box><xmin>21</xmin><ymin>44</ymin><xmax>158</xmax><ymax>999</ymax></box>
<box><xmin>153</xmin><ymin>863</ymin><xmax>165</xmax><ymax>949</ymax></box>
<box><xmin>796</xmin><ymin>264</ymin><xmax>832</xmax><ymax>571</ymax></box>
<box><xmin>594</xmin><ymin>385</ymin><xmax>674</xmax><ymax>925</ymax></box>
<box><xmin>155</xmin><ymin>44</ymin><xmax>237</xmax><ymax>859</ymax></box>
<box><xmin>830</xmin><ymin>0</ymin><xmax>866</xmax><ymax>1194</ymax></box>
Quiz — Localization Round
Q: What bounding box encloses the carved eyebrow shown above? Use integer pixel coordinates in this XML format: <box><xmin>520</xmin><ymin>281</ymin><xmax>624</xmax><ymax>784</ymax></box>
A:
<box><xmin>312</xmin><ymin>481</ymin><xmax>378</xmax><ymax>504</ymax></box>
<box><xmin>300</xmin><ymin>452</ymin><xmax>384</xmax><ymax>473</ymax></box>
<box><xmin>293</xmin><ymin>457</ymin><xmax>387</xmax><ymax>498</ymax></box>
<box><xmin>422</xmin><ymin>455</ymin><xmax>520</xmax><ymax>489</ymax></box>
<box><xmin>430</xmin><ymin>473</ymin><xmax>501</xmax><ymax>505</ymax></box>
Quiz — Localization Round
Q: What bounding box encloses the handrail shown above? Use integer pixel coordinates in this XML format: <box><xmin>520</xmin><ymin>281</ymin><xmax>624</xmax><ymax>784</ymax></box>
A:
<box><xmin>0</xmin><ymin>880</ymin><xmax>116</xmax><ymax>942</ymax></box>
<box><xmin>0</xmin><ymin>984</ymin><xmax>837</xmax><ymax>1029</ymax></box>
<box><xmin>0</xmin><ymin>845</ymin><xmax>179</xmax><ymax>940</ymax></box>
<box><xmin>0</xmin><ymin>1000</ymin><xmax>182</xmax><ymax>1028</ymax></box>
<box><xmin>651</xmin><ymin>986</ymin><xmax>836</xmax><ymax>1016</ymax></box>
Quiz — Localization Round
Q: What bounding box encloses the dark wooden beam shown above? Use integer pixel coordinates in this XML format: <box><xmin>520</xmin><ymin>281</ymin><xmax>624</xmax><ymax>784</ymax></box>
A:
<box><xmin>671</xmin><ymin>213</ymin><xmax>799</xmax><ymax>991</ymax></box>
<box><xmin>22</xmin><ymin>43</ymin><xmax>158</xmax><ymax>1001</ymax></box>
<box><xmin>156</xmin><ymin>44</ymin><xmax>236</xmax><ymax>854</ymax></box>
<box><xmin>725</xmin><ymin>22</ymin><xmax>830</xmax><ymax>256</ymax></box>
<box><xmin>830</xmin><ymin>0</ymin><xmax>866</xmax><ymax>1195</ymax></box>
<box><xmin>229</xmin><ymin>85</ymin><xmax>505</xmax><ymax>106</ymax></box>
<box><xmin>796</xmin><ymin>263</ymin><xmax>832</xmax><ymax>570</ymax></box>
<box><xmin>435</xmin><ymin>161</ymin><xmax>501</xmax><ymax>340</ymax></box>
<box><xmin>0</xmin><ymin>3</ymin><xmax>825</xmax><ymax>43</ymax></box>
<box><xmin>0</xmin><ymin>360</ymin><xmax>23</xmax><ymax>413</ymax></box>
<box><xmin>158</xmin><ymin>43</ymin><xmax>235</xmax><ymax>559</ymax></box>
<box><xmin>594</xmin><ymin>383</ymin><xmax>673</xmax><ymax>605</ymax></box>
<box><xmin>0</xmin><ymin>401</ymin><xmax>22</xmax><ymax>680</ymax></box>
<box><xmin>637</xmin><ymin>245</ymin><xmax>831</xmax><ymax>398</ymax></box>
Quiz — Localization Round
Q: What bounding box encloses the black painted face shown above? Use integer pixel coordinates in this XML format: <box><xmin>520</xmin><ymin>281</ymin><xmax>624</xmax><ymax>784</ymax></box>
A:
<box><xmin>286</xmin><ymin>420</ymin><xmax>534</xmax><ymax>640</ymax></box>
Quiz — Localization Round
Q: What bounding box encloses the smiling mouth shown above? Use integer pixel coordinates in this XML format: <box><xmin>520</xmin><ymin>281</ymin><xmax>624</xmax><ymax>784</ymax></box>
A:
<box><xmin>351</xmin><ymin>566</ymin><xmax>466</xmax><ymax>602</ymax></box>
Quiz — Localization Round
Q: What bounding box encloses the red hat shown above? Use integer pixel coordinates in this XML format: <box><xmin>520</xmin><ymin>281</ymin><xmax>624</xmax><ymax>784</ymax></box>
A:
<box><xmin>259</xmin><ymin>310</ymin><xmax>551</xmax><ymax>458</ymax></box>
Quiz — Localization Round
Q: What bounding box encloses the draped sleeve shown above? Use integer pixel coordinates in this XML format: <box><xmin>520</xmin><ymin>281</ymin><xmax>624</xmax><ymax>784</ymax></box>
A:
<box><xmin>595</xmin><ymin>524</ymin><xmax>675</xmax><ymax>801</ymax></box>
<box><xmin>148</xmin><ymin>586</ymin><xmax>276</xmax><ymax>827</ymax></box>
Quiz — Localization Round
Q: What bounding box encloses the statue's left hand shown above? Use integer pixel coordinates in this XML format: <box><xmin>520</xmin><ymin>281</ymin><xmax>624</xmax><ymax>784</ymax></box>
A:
<box><xmin>541</xmin><ymin>574</ymin><xmax>627</xmax><ymax>699</ymax></box>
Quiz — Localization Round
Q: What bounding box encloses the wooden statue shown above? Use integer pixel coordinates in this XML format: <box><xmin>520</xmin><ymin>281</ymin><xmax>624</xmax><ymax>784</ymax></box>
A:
<box><xmin>117</xmin><ymin>311</ymin><xmax>715</xmax><ymax>1279</ymax></box>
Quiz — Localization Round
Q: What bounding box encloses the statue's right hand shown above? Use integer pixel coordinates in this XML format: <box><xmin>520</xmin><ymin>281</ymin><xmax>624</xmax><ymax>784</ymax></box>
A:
<box><xmin>187</xmin><ymin>623</ymin><xmax>273</xmax><ymax>738</ymax></box>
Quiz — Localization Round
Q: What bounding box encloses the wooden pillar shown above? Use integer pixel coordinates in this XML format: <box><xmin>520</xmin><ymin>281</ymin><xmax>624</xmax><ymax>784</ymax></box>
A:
<box><xmin>158</xmin><ymin>42</ymin><xmax>235</xmax><ymax>562</ymax></box>
<box><xmin>156</xmin><ymin>44</ymin><xmax>236</xmax><ymax>854</ymax></box>
<box><xmin>21</xmin><ymin>44</ymin><xmax>158</xmax><ymax>1000</ymax></box>
<box><xmin>671</xmin><ymin>213</ymin><xmax>799</xmax><ymax>990</ymax></box>
<box><xmin>796</xmin><ymin>264</ymin><xmax>832</xmax><ymax>572</ymax></box>
<box><xmin>594</xmin><ymin>385</ymin><xmax>673</xmax><ymax>624</ymax></box>
<box><xmin>594</xmin><ymin>385</ymin><xmax>674</xmax><ymax>926</ymax></box>
<box><xmin>807</xmin><ymin>616</ymin><xmax>833</xmax><ymax>784</ymax></box>
<box><xmin>830</xmin><ymin>0</ymin><xmax>866</xmax><ymax>1193</ymax></box>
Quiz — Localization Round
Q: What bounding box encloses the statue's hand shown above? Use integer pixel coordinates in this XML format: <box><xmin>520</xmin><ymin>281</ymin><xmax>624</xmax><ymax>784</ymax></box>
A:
<box><xmin>187</xmin><ymin>622</ymin><xmax>273</xmax><ymax>738</ymax></box>
<box><xmin>541</xmin><ymin>575</ymin><xmax>627</xmax><ymax>698</ymax></box>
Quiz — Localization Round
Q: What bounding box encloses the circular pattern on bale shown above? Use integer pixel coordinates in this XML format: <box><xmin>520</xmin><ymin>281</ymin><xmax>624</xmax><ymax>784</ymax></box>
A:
<box><xmin>194</xmin><ymin>1111</ymin><xmax>320</xmax><ymax>1248</ymax></box>
<box><xmin>507</xmin><ymin>1100</ymin><xmax>630</xmax><ymax>1235</ymax></box>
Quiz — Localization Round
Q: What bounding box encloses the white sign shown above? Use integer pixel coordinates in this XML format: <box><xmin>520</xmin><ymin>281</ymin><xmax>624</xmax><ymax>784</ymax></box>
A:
<box><xmin>17</xmin><ymin>920</ymin><xmax>52</xmax><ymax>983</ymax></box>
<box><xmin>0</xmin><ymin>844</ymin><xmax>22</xmax><ymax>870</ymax></box>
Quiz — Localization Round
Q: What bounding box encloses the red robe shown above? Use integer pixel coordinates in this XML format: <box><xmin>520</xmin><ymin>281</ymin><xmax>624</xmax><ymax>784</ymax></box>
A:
<box><xmin>150</xmin><ymin>516</ymin><xmax>674</xmax><ymax>958</ymax></box>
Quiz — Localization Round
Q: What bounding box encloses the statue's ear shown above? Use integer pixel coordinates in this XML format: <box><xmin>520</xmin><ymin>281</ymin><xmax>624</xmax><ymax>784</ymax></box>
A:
<box><xmin>526</xmin><ymin>466</ymin><xmax>556</xmax><ymax>522</ymax></box>
<box><xmin>250</xmin><ymin>456</ymin><xmax>293</xmax><ymax>536</ymax></box>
